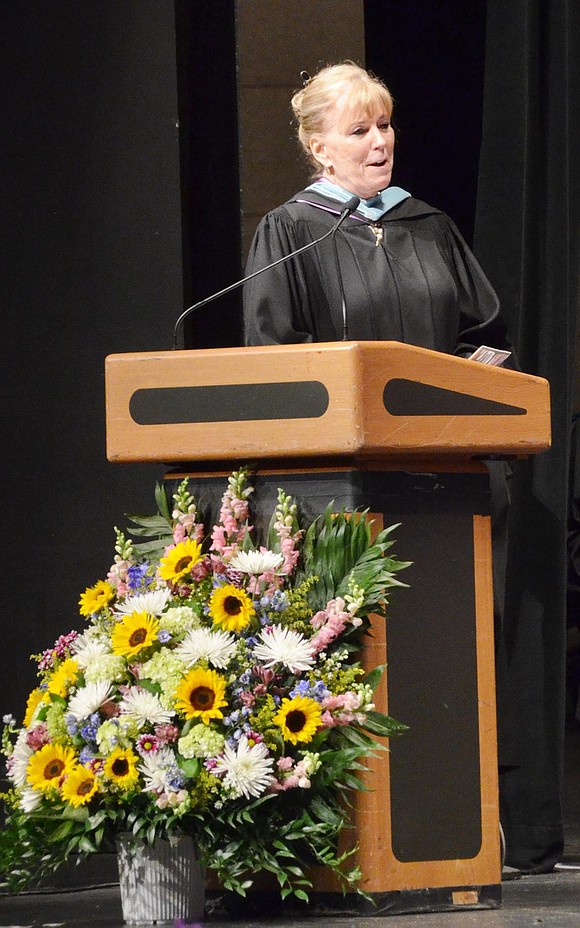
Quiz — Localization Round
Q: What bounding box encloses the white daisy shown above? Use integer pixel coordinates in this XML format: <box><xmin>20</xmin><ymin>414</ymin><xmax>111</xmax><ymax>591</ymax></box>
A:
<box><xmin>213</xmin><ymin>735</ymin><xmax>274</xmax><ymax>799</ymax></box>
<box><xmin>118</xmin><ymin>686</ymin><xmax>174</xmax><ymax>728</ymax></box>
<box><xmin>175</xmin><ymin>627</ymin><xmax>236</xmax><ymax>670</ymax></box>
<box><xmin>228</xmin><ymin>550</ymin><xmax>284</xmax><ymax>575</ymax></box>
<box><xmin>115</xmin><ymin>588</ymin><xmax>172</xmax><ymax>617</ymax></box>
<box><xmin>138</xmin><ymin>747</ymin><xmax>179</xmax><ymax>793</ymax></box>
<box><xmin>253</xmin><ymin>626</ymin><xmax>315</xmax><ymax>674</ymax></box>
<box><xmin>67</xmin><ymin>681</ymin><xmax>113</xmax><ymax>721</ymax></box>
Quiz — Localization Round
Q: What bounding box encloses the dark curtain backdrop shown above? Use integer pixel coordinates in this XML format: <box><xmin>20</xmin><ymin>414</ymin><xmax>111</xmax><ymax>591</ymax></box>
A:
<box><xmin>0</xmin><ymin>2</ymin><xmax>183</xmax><ymax>720</ymax></box>
<box><xmin>474</xmin><ymin>0</ymin><xmax>580</xmax><ymax>871</ymax></box>
<box><xmin>0</xmin><ymin>2</ymin><xmax>241</xmax><ymax>725</ymax></box>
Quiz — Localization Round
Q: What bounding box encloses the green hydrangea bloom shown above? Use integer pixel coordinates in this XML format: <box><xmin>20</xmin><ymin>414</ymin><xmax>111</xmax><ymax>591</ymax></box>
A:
<box><xmin>178</xmin><ymin>724</ymin><xmax>225</xmax><ymax>759</ymax></box>
<box><xmin>45</xmin><ymin>704</ymin><xmax>72</xmax><ymax>745</ymax></box>
<box><xmin>84</xmin><ymin>654</ymin><xmax>126</xmax><ymax>684</ymax></box>
<box><xmin>160</xmin><ymin>606</ymin><xmax>200</xmax><ymax>636</ymax></box>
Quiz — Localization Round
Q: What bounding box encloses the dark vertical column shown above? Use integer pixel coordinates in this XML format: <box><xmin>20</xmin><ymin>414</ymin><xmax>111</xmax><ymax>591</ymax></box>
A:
<box><xmin>174</xmin><ymin>1</ymin><xmax>243</xmax><ymax>348</ymax></box>
<box><xmin>363</xmin><ymin>0</ymin><xmax>487</xmax><ymax>244</ymax></box>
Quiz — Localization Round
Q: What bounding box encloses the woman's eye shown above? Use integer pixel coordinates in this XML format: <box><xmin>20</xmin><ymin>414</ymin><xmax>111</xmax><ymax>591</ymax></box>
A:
<box><xmin>352</xmin><ymin>127</ymin><xmax>366</xmax><ymax>136</ymax></box>
<box><xmin>380</xmin><ymin>121</ymin><xmax>391</xmax><ymax>130</ymax></box>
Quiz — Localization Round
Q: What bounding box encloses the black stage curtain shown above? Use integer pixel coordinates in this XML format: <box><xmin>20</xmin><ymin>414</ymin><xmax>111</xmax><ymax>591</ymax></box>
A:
<box><xmin>474</xmin><ymin>1</ymin><xmax>580</xmax><ymax>871</ymax></box>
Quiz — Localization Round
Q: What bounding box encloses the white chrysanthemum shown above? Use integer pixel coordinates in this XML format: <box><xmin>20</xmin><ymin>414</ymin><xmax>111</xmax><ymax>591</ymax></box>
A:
<box><xmin>253</xmin><ymin>626</ymin><xmax>315</xmax><ymax>673</ymax></box>
<box><xmin>115</xmin><ymin>588</ymin><xmax>172</xmax><ymax>617</ymax></box>
<box><xmin>175</xmin><ymin>627</ymin><xmax>236</xmax><ymax>670</ymax></box>
<box><xmin>7</xmin><ymin>730</ymin><xmax>33</xmax><ymax>787</ymax></box>
<box><xmin>72</xmin><ymin>633</ymin><xmax>111</xmax><ymax>669</ymax></box>
<box><xmin>67</xmin><ymin>681</ymin><xmax>113</xmax><ymax>721</ymax></box>
<box><xmin>19</xmin><ymin>786</ymin><xmax>43</xmax><ymax>813</ymax></box>
<box><xmin>213</xmin><ymin>735</ymin><xmax>274</xmax><ymax>799</ymax></box>
<box><xmin>118</xmin><ymin>686</ymin><xmax>174</xmax><ymax>728</ymax></box>
<box><xmin>138</xmin><ymin>747</ymin><xmax>179</xmax><ymax>793</ymax></box>
<box><xmin>228</xmin><ymin>549</ymin><xmax>284</xmax><ymax>575</ymax></box>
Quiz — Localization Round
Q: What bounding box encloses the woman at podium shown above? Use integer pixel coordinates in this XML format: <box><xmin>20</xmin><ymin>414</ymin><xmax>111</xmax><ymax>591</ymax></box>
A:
<box><xmin>243</xmin><ymin>62</ymin><xmax>519</xmax><ymax>863</ymax></box>
<box><xmin>243</xmin><ymin>60</ymin><xmax>513</xmax><ymax>363</ymax></box>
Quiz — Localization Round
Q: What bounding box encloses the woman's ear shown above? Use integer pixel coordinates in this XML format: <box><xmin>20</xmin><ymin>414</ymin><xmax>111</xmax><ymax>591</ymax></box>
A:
<box><xmin>309</xmin><ymin>136</ymin><xmax>328</xmax><ymax>170</ymax></box>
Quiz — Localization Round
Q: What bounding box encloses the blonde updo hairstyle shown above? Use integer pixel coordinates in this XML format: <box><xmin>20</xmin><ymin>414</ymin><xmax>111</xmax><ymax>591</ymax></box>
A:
<box><xmin>291</xmin><ymin>61</ymin><xmax>394</xmax><ymax>176</ymax></box>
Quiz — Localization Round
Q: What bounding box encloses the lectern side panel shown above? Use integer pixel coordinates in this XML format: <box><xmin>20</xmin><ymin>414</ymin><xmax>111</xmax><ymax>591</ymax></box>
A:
<box><xmin>386</xmin><ymin>509</ymin><xmax>481</xmax><ymax>861</ymax></box>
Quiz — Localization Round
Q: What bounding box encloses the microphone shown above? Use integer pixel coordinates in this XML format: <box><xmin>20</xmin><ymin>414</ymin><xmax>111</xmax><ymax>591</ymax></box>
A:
<box><xmin>172</xmin><ymin>195</ymin><xmax>360</xmax><ymax>348</ymax></box>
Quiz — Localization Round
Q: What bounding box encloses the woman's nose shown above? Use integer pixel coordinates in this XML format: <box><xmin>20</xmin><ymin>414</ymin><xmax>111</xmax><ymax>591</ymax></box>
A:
<box><xmin>370</xmin><ymin>126</ymin><xmax>385</xmax><ymax>147</ymax></box>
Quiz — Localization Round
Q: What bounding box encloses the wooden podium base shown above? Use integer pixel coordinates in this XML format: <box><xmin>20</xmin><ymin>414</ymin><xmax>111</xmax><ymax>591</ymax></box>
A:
<box><xmin>167</xmin><ymin>464</ymin><xmax>502</xmax><ymax>913</ymax></box>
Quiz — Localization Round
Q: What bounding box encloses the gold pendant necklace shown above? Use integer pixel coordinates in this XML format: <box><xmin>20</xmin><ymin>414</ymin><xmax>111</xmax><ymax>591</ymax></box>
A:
<box><xmin>370</xmin><ymin>223</ymin><xmax>383</xmax><ymax>247</ymax></box>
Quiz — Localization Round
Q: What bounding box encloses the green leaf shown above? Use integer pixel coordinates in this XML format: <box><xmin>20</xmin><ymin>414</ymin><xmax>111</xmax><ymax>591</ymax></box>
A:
<box><xmin>154</xmin><ymin>482</ymin><xmax>173</xmax><ymax>522</ymax></box>
<box><xmin>177</xmin><ymin>756</ymin><xmax>201</xmax><ymax>779</ymax></box>
<box><xmin>364</xmin><ymin>664</ymin><xmax>386</xmax><ymax>693</ymax></box>
<box><xmin>363</xmin><ymin>710</ymin><xmax>409</xmax><ymax>737</ymax></box>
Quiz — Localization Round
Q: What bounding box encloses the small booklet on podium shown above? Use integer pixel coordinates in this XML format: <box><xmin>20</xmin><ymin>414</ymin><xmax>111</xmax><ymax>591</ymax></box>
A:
<box><xmin>468</xmin><ymin>345</ymin><xmax>512</xmax><ymax>367</ymax></box>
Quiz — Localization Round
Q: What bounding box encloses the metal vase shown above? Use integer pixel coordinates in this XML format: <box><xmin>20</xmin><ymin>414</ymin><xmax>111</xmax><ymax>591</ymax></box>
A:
<box><xmin>116</xmin><ymin>834</ymin><xmax>205</xmax><ymax>925</ymax></box>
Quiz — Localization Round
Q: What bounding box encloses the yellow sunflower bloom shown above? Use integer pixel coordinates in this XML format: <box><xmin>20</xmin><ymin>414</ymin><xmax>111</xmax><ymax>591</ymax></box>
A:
<box><xmin>158</xmin><ymin>538</ymin><xmax>203</xmax><ymax>583</ymax></box>
<box><xmin>174</xmin><ymin>667</ymin><xmax>228</xmax><ymax>724</ymax></box>
<box><xmin>103</xmin><ymin>747</ymin><xmax>140</xmax><ymax>791</ymax></box>
<box><xmin>61</xmin><ymin>765</ymin><xmax>99</xmax><ymax>807</ymax></box>
<box><xmin>79</xmin><ymin>580</ymin><xmax>115</xmax><ymax>616</ymax></box>
<box><xmin>209</xmin><ymin>584</ymin><xmax>255</xmax><ymax>633</ymax></box>
<box><xmin>23</xmin><ymin>687</ymin><xmax>48</xmax><ymax>728</ymax></box>
<box><xmin>47</xmin><ymin>658</ymin><xmax>80</xmax><ymax>698</ymax></box>
<box><xmin>26</xmin><ymin>742</ymin><xmax>77</xmax><ymax>792</ymax></box>
<box><xmin>273</xmin><ymin>695</ymin><xmax>322</xmax><ymax>745</ymax></box>
<box><xmin>111</xmin><ymin>611</ymin><xmax>159</xmax><ymax>659</ymax></box>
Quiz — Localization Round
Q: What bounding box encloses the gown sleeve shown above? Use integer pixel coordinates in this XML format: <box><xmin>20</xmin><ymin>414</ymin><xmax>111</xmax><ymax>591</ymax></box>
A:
<box><xmin>444</xmin><ymin>216</ymin><xmax>518</xmax><ymax>368</ymax></box>
<box><xmin>243</xmin><ymin>209</ymin><xmax>315</xmax><ymax>345</ymax></box>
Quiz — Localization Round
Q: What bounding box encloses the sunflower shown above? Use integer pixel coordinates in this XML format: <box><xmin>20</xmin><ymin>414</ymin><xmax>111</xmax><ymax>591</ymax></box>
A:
<box><xmin>47</xmin><ymin>657</ymin><xmax>80</xmax><ymax>698</ymax></box>
<box><xmin>209</xmin><ymin>584</ymin><xmax>255</xmax><ymax>632</ymax></box>
<box><xmin>174</xmin><ymin>667</ymin><xmax>228</xmax><ymax>724</ymax></box>
<box><xmin>111</xmin><ymin>611</ymin><xmax>160</xmax><ymax>659</ymax></box>
<box><xmin>79</xmin><ymin>580</ymin><xmax>115</xmax><ymax>616</ymax></box>
<box><xmin>61</xmin><ymin>765</ymin><xmax>99</xmax><ymax>807</ymax></box>
<box><xmin>26</xmin><ymin>742</ymin><xmax>77</xmax><ymax>792</ymax></box>
<box><xmin>273</xmin><ymin>695</ymin><xmax>323</xmax><ymax>745</ymax></box>
<box><xmin>103</xmin><ymin>746</ymin><xmax>140</xmax><ymax>791</ymax></box>
<box><xmin>23</xmin><ymin>687</ymin><xmax>48</xmax><ymax>728</ymax></box>
<box><xmin>158</xmin><ymin>538</ymin><xmax>203</xmax><ymax>583</ymax></box>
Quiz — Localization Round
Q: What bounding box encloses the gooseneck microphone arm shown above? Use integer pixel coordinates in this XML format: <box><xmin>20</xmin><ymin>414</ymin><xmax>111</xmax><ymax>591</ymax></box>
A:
<box><xmin>172</xmin><ymin>195</ymin><xmax>360</xmax><ymax>349</ymax></box>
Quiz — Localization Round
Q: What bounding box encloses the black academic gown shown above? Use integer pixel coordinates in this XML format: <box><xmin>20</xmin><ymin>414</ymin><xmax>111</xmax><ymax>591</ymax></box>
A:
<box><xmin>243</xmin><ymin>189</ymin><xmax>512</xmax><ymax>359</ymax></box>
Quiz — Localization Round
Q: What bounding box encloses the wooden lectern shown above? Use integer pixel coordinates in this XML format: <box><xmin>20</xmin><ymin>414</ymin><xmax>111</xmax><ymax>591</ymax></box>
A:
<box><xmin>105</xmin><ymin>341</ymin><xmax>550</xmax><ymax>915</ymax></box>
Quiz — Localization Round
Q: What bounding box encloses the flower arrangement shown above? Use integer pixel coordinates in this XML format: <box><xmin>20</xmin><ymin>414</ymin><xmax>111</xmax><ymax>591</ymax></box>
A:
<box><xmin>1</xmin><ymin>468</ymin><xmax>409</xmax><ymax>901</ymax></box>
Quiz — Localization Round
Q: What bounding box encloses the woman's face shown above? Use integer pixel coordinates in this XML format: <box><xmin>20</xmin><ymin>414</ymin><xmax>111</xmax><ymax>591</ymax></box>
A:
<box><xmin>310</xmin><ymin>94</ymin><xmax>395</xmax><ymax>200</ymax></box>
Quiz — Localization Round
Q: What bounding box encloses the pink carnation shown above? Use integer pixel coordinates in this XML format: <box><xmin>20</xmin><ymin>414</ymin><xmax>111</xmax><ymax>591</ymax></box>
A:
<box><xmin>26</xmin><ymin>723</ymin><xmax>50</xmax><ymax>750</ymax></box>
<box><xmin>154</xmin><ymin>723</ymin><xmax>179</xmax><ymax>745</ymax></box>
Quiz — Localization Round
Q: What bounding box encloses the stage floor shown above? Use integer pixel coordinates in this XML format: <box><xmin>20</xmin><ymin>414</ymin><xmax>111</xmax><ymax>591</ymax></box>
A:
<box><xmin>1</xmin><ymin>867</ymin><xmax>580</xmax><ymax>928</ymax></box>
